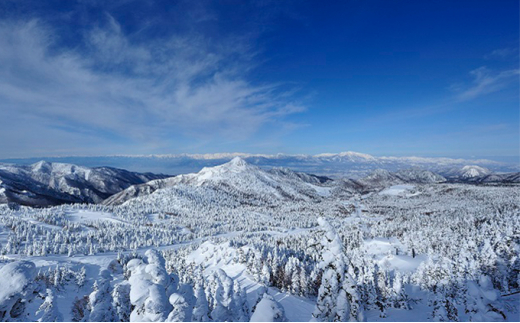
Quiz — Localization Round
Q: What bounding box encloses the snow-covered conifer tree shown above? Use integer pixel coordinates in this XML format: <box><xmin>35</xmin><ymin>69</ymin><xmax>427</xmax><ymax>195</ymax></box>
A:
<box><xmin>112</xmin><ymin>282</ymin><xmax>131</xmax><ymax>322</ymax></box>
<box><xmin>210</xmin><ymin>269</ymin><xmax>234</xmax><ymax>322</ymax></box>
<box><xmin>232</xmin><ymin>283</ymin><xmax>250</xmax><ymax>322</ymax></box>
<box><xmin>192</xmin><ymin>282</ymin><xmax>210</xmax><ymax>322</ymax></box>
<box><xmin>88</xmin><ymin>270</ymin><xmax>116</xmax><ymax>322</ymax></box>
<box><xmin>311</xmin><ymin>217</ymin><xmax>363</xmax><ymax>322</ymax></box>
<box><xmin>37</xmin><ymin>289</ymin><xmax>63</xmax><ymax>322</ymax></box>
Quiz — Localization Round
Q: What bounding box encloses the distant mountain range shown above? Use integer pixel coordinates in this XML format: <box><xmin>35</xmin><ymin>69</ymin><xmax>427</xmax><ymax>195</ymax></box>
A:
<box><xmin>1</xmin><ymin>151</ymin><xmax>518</xmax><ymax>177</ymax></box>
<box><xmin>0</xmin><ymin>156</ymin><xmax>518</xmax><ymax>207</ymax></box>
<box><xmin>0</xmin><ymin>161</ymin><xmax>169</xmax><ymax>207</ymax></box>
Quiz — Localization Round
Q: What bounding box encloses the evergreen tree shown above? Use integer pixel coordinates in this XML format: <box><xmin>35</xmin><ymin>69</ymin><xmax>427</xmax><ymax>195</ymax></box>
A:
<box><xmin>88</xmin><ymin>270</ymin><xmax>116</xmax><ymax>322</ymax></box>
<box><xmin>192</xmin><ymin>282</ymin><xmax>210</xmax><ymax>322</ymax></box>
<box><xmin>311</xmin><ymin>217</ymin><xmax>363</xmax><ymax>322</ymax></box>
<box><xmin>37</xmin><ymin>289</ymin><xmax>63</xmax><ymax>322</ymax></box>
<box><xmin>112</xmin><ymin>282</ymin><xmax>131</xmax><ymax>322</ymax></box>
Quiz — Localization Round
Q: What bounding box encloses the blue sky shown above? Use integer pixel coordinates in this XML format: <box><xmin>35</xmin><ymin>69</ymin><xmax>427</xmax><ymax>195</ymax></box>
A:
<box><xmin>0</xmin><ymin>0</ymin><xmax>518</xmax><ymax>160</ymax></box>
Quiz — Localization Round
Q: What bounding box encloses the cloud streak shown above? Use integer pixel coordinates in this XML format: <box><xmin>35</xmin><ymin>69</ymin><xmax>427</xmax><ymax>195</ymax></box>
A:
<box><xmin>485</xmin><ymin>47</ymin><xmax>518</xmax><ymax>59</ymax></box>
<box><xmin>457</xmin><ymin>66</ymin><xmax>519</xmax><ymax>101</ymax></box>
<box><xmin>0</xmin><ymin>15</ymin><xmax>305</xmax><ymax>157</ymax></box>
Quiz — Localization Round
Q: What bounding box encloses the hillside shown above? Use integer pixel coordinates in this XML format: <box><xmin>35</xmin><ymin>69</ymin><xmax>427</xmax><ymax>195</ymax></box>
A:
<box><xmin>104</xmin><ymin>157</ymin><xmax>334</xmax><ymax>206</ymax></box>
<box><xmin>0</xmin><ymin>161</ymin><xmax>169</xmax><ymax>207</ymax></box>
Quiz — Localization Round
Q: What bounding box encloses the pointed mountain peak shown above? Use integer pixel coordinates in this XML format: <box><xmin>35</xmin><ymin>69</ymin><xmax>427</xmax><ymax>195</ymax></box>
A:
<box><xmin>227</xmin><ymin>156</ymin><xmax>248</xmax><ymax>168</ymax></box>
<box><xmin>460</xmin><ymin>165</ymin><xmax>491</xmax><ymax>178</ymax></box>
<box><xmin>31</xmin><ymin>160</ymin><xmax>52</xmax><ymax>172</ymax></box>
<box><xmin>195</xmin><ymin>156</ymin><xmax>253</xmax><ymax>180</ymax></box>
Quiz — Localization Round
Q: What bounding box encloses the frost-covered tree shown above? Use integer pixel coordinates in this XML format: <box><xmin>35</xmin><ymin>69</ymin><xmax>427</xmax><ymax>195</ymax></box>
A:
<box><xmin>232</xmin><ymin>283</ymin><xmax>250</xmax><ymax>322</ymax></box>
<box><xmin>166</xmin><ymin>293</ymin><xmax>190</xmax><ymax>322</ymax></box>
<box><xmin>76</xmin><ymin>266</ymin><xmax>87</xmax><ymax>290</ymax></box>
<box><xmin>210</xmin><ymin>269</ymin><xmax>234</xmax><ymax>322</ymax></box>
<box><xmin>88</xmin><ymin>270</ymin><xmax>116</xmax><ymax>322</ymax></box>
<box><xmin>177</xmin><ymin>284</ymin><xmax>196</xmax><ymax>321</ymax></box>
<box><xmin>127</xmin><ymin>251</ymin><xmax>175</xmax><ymax>322</ymax></box>
<box><xmin>311</xmin><ymin>217</ymin><xmax>362</xmax><ymax>322</ymax></box>
<box><xmin>112</xmin><ymin>282</ymin><xmax>131</xmax><ymax>322</ymax></box>
<box><xmin>37</xmin><ymin>289</ymin><xmax>63</xmax><ymax>322</ymax></box>
<box><xmin>465</xmin><ymin>275</ymin><xmax>506</xmax><ymax>321</ymax></box>
<box><xmin>261</xmin><ymin>264</ymin><xmax>271</xmax><ymax>287</ymax></box>
<box><xmin>192</xmin><ymin>282</ymin><xmax>210</xmax><ymax>322</ymax></box>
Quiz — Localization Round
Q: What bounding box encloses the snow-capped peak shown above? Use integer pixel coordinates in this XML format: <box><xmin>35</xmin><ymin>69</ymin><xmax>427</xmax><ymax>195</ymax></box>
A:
<box><xmin>227</xmin><ymin>156</ymin><xmax>248</xmax><ymax>168</ymax></box>
<box><xmin>31</xmin><ymin>160</ymin><xmax>52</xmax><ymax>173</ymax></box>
<box><xmin>197</xmin><ymin>157</ymin><xmax>253</xmax><ymax>179</ymax></box>
<box><xmin>460</xmin><ymin>165</ymin><xmax>490</xmax><ymax>178</ymax></box>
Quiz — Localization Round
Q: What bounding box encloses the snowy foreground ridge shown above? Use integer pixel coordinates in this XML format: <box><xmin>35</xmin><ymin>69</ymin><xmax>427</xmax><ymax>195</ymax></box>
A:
<box><xmin>0</xmin><ymin>158</ymin><xmax>518</xmax><ymax>322</ymax></box>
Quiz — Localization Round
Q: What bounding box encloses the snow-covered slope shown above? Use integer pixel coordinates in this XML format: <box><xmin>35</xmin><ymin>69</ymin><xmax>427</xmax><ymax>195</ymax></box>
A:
<box><xmin>394</xmin><ymin>168</ymin><xmax>446</xmax><ymax>183</ymax></box>
<box><xmin>467</xmin><ymin>172</ymin><xmax>520</xmax><ymax>184</ymax></box>
<box><xmin>441</xmin><ymin>165</ymin><xmax>520</xmax><ymax>184</ymax></box>
<box><xmin>266</xmin><ymin>167</ymin><xmax>332</xmax><ymax>184</ymax></box>
<box><xmin>358</xmin><ymin>169</ymin><xmax>402</xmax><ymax>186</ymax></box>
<box><xmin>0</xmin><ymin>161</ymin><xmax>168</xmax><ymax>207</ymax></box>
<box><xmin>104</xmin><ymin>157</ymin><xmax>334</xmax><ymax>206</ymax></box>
<box><xmin>104</xmin><ymin>160</ymin><xmax>460</xmax><ymax>207</ymax></box>
<box><xmin>336</xmin><ymin>168</ymin><xmax>447</xmax><ymax>194</ymax></box>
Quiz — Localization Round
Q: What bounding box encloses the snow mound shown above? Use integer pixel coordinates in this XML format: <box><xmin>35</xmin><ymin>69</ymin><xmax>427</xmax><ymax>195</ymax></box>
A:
<box><xmin>363</xmin><ymin>238</ymin><xmax>426</xmax><ymax>273</ymax></box>
<box><xmin>250</xmin><ymin>293</ymin><xmax>287</xmax><ymax>322</ymax></box>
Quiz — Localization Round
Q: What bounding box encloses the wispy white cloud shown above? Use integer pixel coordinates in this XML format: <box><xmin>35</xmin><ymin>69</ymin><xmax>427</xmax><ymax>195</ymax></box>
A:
<box><xmin>456</xmin><ymin>66</ymin><xmax>519</xmax><ymax>101</ymax></box>
<box><xmin>485</xmin><ymin>47</ymin><xmax>518</xmax><ymax>59</ymax></box>
<box><xmin>0</xmin><ymin>16</ymin><xmax>305</xmax><ymax>157</ymax></box>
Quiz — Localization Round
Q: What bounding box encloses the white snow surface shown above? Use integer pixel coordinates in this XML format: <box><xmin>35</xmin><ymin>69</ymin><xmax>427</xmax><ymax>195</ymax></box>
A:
<box><xmin>66</xmin><ymin>210</ymin><xmax>125</xmax><ymax>224</ymax></box>
<box><xmin>0</xmin><ymin>261</ymin><xmax>36</xmax><ymax>303</ymax></box>
<box><xmin>378</xmin><ymin>184</ymin><xmax>415</xmax><ymax>196</ymax></box>
<box><xmin>363</xmin><ymin>238</ymin><xmax>426</xmax><ymax>273</ymax></box>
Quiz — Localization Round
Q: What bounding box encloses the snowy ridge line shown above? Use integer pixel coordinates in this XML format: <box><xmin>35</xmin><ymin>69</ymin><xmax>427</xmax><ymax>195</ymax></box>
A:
<box><xmin>0</xmin><ymin>161</ymin><xmax>170</xmax><ymax>207</ymax></box>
